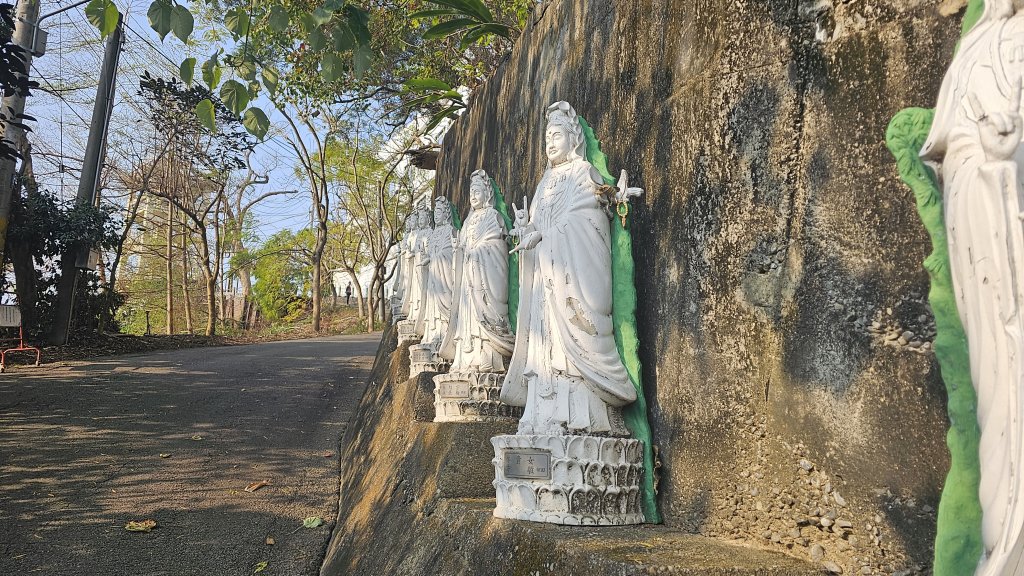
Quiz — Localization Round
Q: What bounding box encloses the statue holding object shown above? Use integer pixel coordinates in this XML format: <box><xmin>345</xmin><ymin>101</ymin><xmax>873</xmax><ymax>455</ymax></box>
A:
<box><xmin>491</xmin><ymin>101</ymin><xmax>647</xmax><ymax>526</ymax></box>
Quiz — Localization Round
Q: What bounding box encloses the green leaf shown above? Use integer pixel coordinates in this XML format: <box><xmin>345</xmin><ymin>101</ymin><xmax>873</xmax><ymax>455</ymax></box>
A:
<box><xmin>423</xmin><ymin>105</ymin><xmax>461</xmax><ymax>133</ymax></box>
<box><xmin>268</xmin><ymin>5</ymin><xmax>289</xmax><ymax>32</ymax></box>
<box><xmin>426</xmin><ymin>0</ymin><xmax>492</xmax><ymax>23</ymax></box>
<box><xmin>459</xmin><ymin>23</ymin><xmax>511</xmax><ymax>50</ymax></box>
<box><xmin>253</xmin><ymin>561</ymin><xmax>268</xmax><ymax>574</ymax></box>
<box><xmin>201</xmin><ymin>55</ymin><xmax>222</xmax><ymax>88</ymax></box>
<box><xmin>236</xmin><ymin>59</ymin><xmax>257</xmax><ymax>82</ymax></box>
<box><xmin>321</xmin><ymin>53</ymin><xmax>344</xmax><ymax>82</ymax></box>
<box><xmin>422</xmin><ymin>18</ymin><xmax>476</xmax><ymax>40</ymax></box>
<box><xmin>319</xmin><ymin>53</ymin><xmax>344</xmax><ymax>81</ymax></box>
<box><xmin>195</xmin><ymin>99</ymin><xmax>216</xmax><ymax>131</ymax></box>
<box><xmin>147</xmin><ymin>0</ymin><xmax>173</xmax><ymax>40</ymax></box>
<box><xmin>300</xmin><ymin>13</ymin><xmax>318</xmax><ymax>33</ymax></box>
<box><xmin>332</xmin><ymin>25</ymin><xmax>355</xmax><ymax>51</ymax></box>
<box><xmin>404</xmin><ymin>77</ymin><xmax>452</xmax><ymax>92</ymax></box>
<box><xmin>225</xmin><ymin>7</ymin><xmax>250</xmax><ymax>38</ymax></box>
<box><xmin>179</xmin><ymin>57</ymin><xmax>196</xmax><ymax>84</ymax></box>
<box><xmin>86</xmin><ymin>0</ymin><xmax>119</xmax><ymax>38</ymax></box>
<box><xmin>409</xmin><ymin>8</ymin><xmax>461</xmax><ymax>18</ymax></box>
<box><xmin>323</xmin><ymin>0</ymin><xmax>344</xmax><ymax>11</ymax></box>
<box><xmin>171</xmin><ymin>4</ymin><xmax>194</xmax><ymax>42</ymax></box>
<box><xmin>343</xmin><ymin>5</ymin><xmax>371</xmax><ymax>45</ymax></box>
<box><xmin>307</xmin><ymin>27</ymin><xmax>327</xmax><ymax>51</ymax></box>
<box><xmin>353</xmin><ymin>44</ymin><xmax>372</xmax><ymax>80</ymax></box>
<box><xmin>261</xmin><ymin>66</ymin><xmax>280</xmax><ymax>96</ymax></box>
<box><xmin>242</xmin><ymin>107</ymin><xmax>270</xmax><ymax>140</ymax></box>
<box><xmin>220</xmin><ymin>80</ymin><xmax>250</xmax><ymax>115</ymax></box>
<box><xmin>310</xmin><ymin>7</ymin><xmax>332</xmax><ymax>25</ymax></box>
<box><xmin>302</xmin><ymin>516</ymin><xmax>324</xmax><ymax>529</ymax></box>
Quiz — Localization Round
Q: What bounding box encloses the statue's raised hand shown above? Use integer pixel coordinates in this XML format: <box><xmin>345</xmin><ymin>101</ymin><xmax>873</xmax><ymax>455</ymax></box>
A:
<box><xmin>615</xmin><ymin>170</ymin><xmax>644</xmax><ymax>204</ymax></box>
<box><xmin>513</xmin><ymin>196</ymin><xmax>530</xmax><ymax>229</ymax></box>
<box><xmin>971</xmin><ymin>80</ymin><xmax>1023</xmax><ymax>162</ymax></box>
<box><xmin>509</xmin><ymin>196</ymin><xmax>530</xmax><ymax>241</ymax></box>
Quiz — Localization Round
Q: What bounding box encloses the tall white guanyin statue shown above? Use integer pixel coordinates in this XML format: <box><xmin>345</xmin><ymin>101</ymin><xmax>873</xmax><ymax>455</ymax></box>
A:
<box><xmin>491</xmin><ymin>101</ymin><xmax>646</xmax><ymax>526</ymax></box>
<box><xmin>432</xmin><ymin>170</ymin><xmax>520</xmax><ymax>423</ymax></box>
<box><xmin>922</xmin><ymin>1</ymin><xmax>1024</xmax><ymax>573</ymax></box>
<box><xmin>440</xmin><ymin>170</ymin><xmax>515</xmax><ymax>372</ymax></box>
<box><xmin>397</xmin><ymin>204</ymin><xmax>431</xmax><ymax>345</ymax></box>
<box><xmin>391</xmin><ymin>209</ymin><xmax>419</xmax><ymax>322</ymax></box>
<box><xmin>418</xmin><ymin>197</ymin><xmax>457</xmax><ymax>348</ymax></box>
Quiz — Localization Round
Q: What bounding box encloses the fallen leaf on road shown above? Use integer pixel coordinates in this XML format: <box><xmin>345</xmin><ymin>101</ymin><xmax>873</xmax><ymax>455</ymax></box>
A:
<box><xmin>322</xmin><ymin>451</ymin><xmax>334</xmax><ymax>458</ymax></box>
<box><xmin>265</xmin><ymin>537</ymin><xmax>275</xmax><ymax>545</ymax></box>
<box><xmin>303</xmin><ymin>516</ymin><xmax>324</xmax><ymax>529</ymax></box>
<box><xmin>125</xmin><ymin>519</ymin><xmax>157</xmax><ymax>532</ymax></box>
<box><xmin>191</xmin><ymin>435</ymin><xmax>203</xmax><ymax>441</ymax></box>
<box><xmin>159</xmin><ymin>453</ymin><xmax>171</xmax><ymax>458</ymax></box>
<box><xmin>245</xmin><ymin>480</ymin><xmax>270</xmax><ymax>493</ymax></box>
<box><xmin>253</xmin><ymin>561</ymin><xmax>268</xmax><ymax>573</ymax></box>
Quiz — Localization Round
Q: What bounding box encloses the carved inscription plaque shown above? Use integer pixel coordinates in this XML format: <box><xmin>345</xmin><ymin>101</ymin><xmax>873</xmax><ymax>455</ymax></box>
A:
<box><xmin>503</xmin><ymin>450</ymin><xmax>552</xmax><ymax>480</ymax></box>
<box><xmin>439</xmin><ymin>380</ymin><xmax>471</xmax><ymax>398</ymax></box>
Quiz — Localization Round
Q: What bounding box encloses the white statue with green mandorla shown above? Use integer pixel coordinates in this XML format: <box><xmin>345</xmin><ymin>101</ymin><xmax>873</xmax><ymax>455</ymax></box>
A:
<box><xmin>491</xmin><ymin>101</ymin><xmax>647</xmax><ymax>526</ymax></box>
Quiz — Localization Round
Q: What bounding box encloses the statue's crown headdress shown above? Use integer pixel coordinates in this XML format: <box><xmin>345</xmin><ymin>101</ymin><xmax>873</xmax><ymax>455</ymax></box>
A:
<box><xmin>545</xmin><ymin>101</ymin><xmax>586</xmax><ymax>163</ymax></box>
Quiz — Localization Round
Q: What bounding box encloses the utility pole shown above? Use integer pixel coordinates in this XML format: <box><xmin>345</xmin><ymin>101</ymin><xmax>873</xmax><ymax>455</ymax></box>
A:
<box><xmin>0</xmin><ymin>0</ymin><xmax>41</xmax><ymax>264</ymax></box>
<box><xmin>48</xmin><ymin>14</ymin><xmax>124</xmax><ymax>345</ymax></box>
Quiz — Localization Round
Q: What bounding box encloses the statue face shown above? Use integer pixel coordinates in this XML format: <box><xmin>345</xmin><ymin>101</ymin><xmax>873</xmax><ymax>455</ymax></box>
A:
<box><xmin>545</xmin><ymin>124</ymin><xmax>572</xmax><ymax>166</ymax></box>
<box><xmin>469</xmin><ymin>183</ymin><xmax>488</xmax><ymax>209</ymax></box>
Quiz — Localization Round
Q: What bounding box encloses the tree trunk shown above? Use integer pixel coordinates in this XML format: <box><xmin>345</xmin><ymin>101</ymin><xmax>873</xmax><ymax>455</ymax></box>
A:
<box><xmin>204</xmin><ymin>267</ymin><xmax>217</xmax><ymax>336</ymax></box>
<box><xmin>166</xmin><ymin>198</ymin><xmax>175</xmax><ymax>335</ymax></box>
<box><xmin>348</xmin><ymin>269</ymin><xmax>364</xmax><ymax>319</ymax></box>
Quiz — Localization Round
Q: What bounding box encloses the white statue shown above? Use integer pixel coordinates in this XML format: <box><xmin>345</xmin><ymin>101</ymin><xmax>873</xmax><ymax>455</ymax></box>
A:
<box><xmin>397</xmin><ymin>205</ymin><xmax>431</xmax><ymax>343</ymax></box>
<box><xmin>391</xmin><ymin>210</ymin><xmax>419</xmax><ymax>321</ymax></box>
<box><xmin>501</xmin><ymin>100</ymin><xmax>643</xmax><ymax>436</ymax></box>
<box><xmin>922</xmin><ymin>2</ymin><xmax>1024</xmax><ymax>573</ymax></box>
<box><xmin>405</xmin><ymin>204</ymin><xmax>433</xmax><ymax>336</ymax></box>
<box><xmin>418</xmin><ymin>197</ymin><xmax>457</xmax><ymax>349</ymax></box>
<box><xmin>432</xmin><ymin>171</ymin><xmax>520</xmax><ymax>423</ymax></box>
<box><xmin>491</xmin><ymin>101</ymin><xmax>646</xmax><ymax>525</ymax></box>
<box><xmin>439</xmin><ymin>170</ymin><xmax>515</xmax><ymax>372</ymax></box>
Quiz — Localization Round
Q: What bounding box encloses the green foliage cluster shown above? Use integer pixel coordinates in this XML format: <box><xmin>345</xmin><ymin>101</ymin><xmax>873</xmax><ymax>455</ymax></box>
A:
<box><xmin>3</xmin><ymin>188</ymin><xmax>122</xmax><ymax>340</ymax></box>
<box><xmin>251</xmin><ymin>229</ymin><xmax>312</xmax><ymax>321</ymax></box>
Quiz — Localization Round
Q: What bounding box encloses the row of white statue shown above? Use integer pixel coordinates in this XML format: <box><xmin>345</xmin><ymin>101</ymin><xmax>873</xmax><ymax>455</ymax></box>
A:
<box><xmin>390</xmin><ymin>101</ymin><xmax>646</xmax><ymax>525</ymax></box>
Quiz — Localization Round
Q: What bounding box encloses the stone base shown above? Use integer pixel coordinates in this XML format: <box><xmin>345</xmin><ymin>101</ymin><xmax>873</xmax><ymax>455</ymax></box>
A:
<box><xmin>410</xmin><ymin>343</ymin><xmax>448</xmax><ymax>379</ymax></box>
<box><xmin>433</xmin><ymin>372</ymin><xmax>523</xmax><ymax>423</ymax></box>
<box><xmin>396</xmin><ymin>320</ymin><xmax>420</xmax><ymax>345</ymax></box>
<box><xmin>491</xmin><ymin>434</ymin><xmax>645</xmax><ymax>526</ymax></box>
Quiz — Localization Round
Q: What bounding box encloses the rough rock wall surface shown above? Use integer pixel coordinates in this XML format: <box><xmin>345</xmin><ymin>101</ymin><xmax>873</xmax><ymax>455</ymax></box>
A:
<box><xmin>434</xmin><ymin>0</ymin><xmax>962</xmax><ymax>572</ymax></box>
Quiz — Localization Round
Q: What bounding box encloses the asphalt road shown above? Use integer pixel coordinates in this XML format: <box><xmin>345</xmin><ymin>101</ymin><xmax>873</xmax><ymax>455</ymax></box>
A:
<box><xmin>0</xmin><ymin>333</ymin><xmax>380</xmax><ymax>576</ymax></box>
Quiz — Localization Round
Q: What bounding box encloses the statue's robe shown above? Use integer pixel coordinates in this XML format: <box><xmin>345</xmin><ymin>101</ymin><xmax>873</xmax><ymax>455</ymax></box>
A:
<box><xmin>922</xmin><ymin>10</ymin><xmax>1024</xmax><ymax>574</ymax></box>
<box><xmin>500</xmin><ymin>157</ymin><xmax>635</xmax><ymax>436</ymax></box>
